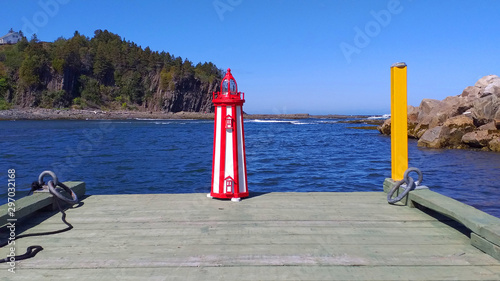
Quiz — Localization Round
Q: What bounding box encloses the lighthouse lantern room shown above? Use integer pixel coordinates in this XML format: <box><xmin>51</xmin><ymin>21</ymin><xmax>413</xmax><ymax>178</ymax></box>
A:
<box><xmin>208</xmin><ymin>68</ymin><xmax>248</xmax><ymax>202</ymax></box>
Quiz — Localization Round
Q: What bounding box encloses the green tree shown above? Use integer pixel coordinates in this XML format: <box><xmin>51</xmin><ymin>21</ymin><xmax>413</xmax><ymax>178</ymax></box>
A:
<box><xmin>41</xmin><ymin>90</ymin><xmax>69</xmax><ymax>108</ymax></box>
<box><xmin>117</xmin><ymin>71</ymin><xmax>143</xmax><ymax>104</ymax></box>
<box><xmin>52</xmin><ymin>58</ymin><xmax>65</xmax><ymax>74</ymax></box>
<box><xmin>0</xmin><ymin>77</ymin><xmax>8</xmax><ymax>97</ymax></box>
<box><xmin>30</xmin><ymin>33</ymin><xmax>39</xmax><ymax>43</ymax></box>
<box><xmin>79</xmin><ymin>75</ymin><xmax>101</xmax><ymax>106</ymax></box>
<box><xmin>0</xmin><ymin>99</ymin><xmax>11</xmax><ymax>110</ymax></box>
<box><xmin>19</xmin><ymin>38</ymin><xmax>50</xmax><ymax>89</ymax></box>
<box><xmin>160</xmin><ymin>68</ymin><xmax>172</xmax><ymax>91</ymax></box>
<box><xmin>182</xmin><ymin>59</ymin><xmax>194</xmax><ymax>78</ymax></box>
<box><xmin>2</xmin><ymin>44</ymin><xmax>24</xmax><ymax>71</ymax></box>
<box><xmin>19</xmin><ymin>54</ymin><xmax>43</xmax><ymax>88</ymax></box>
<box><xmin>16</xmin><ymin>37</ymin><xmax>29</xmax><ymax>52</ymax></box>
<box><xmin>0</xmin><ymin>62</ymin><xmax>13</xmax><ymax>102</ymax></box>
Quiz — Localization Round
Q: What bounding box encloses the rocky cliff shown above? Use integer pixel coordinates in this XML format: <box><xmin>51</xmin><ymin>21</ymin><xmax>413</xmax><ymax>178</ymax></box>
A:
<box><xmin>378</xmin><ymin>75</ymin><xmax>500</xmax><ymax>152</ymax></box>
<box><xmin>0</xmin><ymin>30</ymin><xmax>222</xmax><ymax>113</ymax></box>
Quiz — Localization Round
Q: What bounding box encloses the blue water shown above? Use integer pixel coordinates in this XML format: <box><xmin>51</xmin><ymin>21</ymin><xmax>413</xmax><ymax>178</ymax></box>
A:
<box><xmin>1</xmin><ymin>119</ymin><xmax>499</xmax><ymax>217</ymax></box>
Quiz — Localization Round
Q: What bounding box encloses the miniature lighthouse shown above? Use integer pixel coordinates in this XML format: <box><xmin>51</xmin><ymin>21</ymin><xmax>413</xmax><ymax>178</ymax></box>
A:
<box><xmin>208</xmin><ymin>68</ymin><xmax>248</xmax><ymax>202</ymax></box>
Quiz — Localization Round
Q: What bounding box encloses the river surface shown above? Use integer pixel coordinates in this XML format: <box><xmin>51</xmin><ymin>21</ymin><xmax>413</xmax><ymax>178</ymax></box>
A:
<box><xmin>1</xmin><ymin>118</ymin><xmax>499</xmax><ymax>217</ymax></box>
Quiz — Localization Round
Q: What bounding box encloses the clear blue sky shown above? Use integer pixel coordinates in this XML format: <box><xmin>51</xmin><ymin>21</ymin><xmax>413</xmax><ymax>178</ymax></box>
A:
<box><xmin>2</xmin><ymin>0</ymin><xmax>499</xmax><ymax>115</ymax></box>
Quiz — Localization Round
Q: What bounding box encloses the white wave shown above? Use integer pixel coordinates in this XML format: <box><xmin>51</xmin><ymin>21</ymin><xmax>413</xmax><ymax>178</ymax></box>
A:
<box><xmin>135</xmin><ymin>118</ymin><xmax>166</xmax><ymax>121</ymax></box>
<box><xmin>291</xmin><ymin>121</ymin><xmax>310</xmax><ymax>125</ymax></box>
<box><xmin>367</xmin><ymin>114</ymin><xmax>390</xmax><ymax>120</ymax></box>
<box><xmin>247</xmin><ymin>119</ymin><xmax>292</xmax><ymax>123</ymax></box>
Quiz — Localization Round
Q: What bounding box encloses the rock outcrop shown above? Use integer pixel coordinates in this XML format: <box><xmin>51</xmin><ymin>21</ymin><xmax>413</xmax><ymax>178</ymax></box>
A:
<box><xmin>378</xmin><ymin>75</ymin><xmax>500</xmax><ymax>152</ymax></box>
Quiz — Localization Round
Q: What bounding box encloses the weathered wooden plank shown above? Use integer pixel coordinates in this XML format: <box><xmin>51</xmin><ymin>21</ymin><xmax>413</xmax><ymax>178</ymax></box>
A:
<box><xmin>9</xmin><ymin>232</ymin><xmax>470</xmax><ymax>247</ymax></box>
<box><xmin>88</xmin><ymin>191</ymin><xmax>385</xmax><ymax>199</ymax></box>
<box><xmin>0</xmin><ymin>182</ymin><xmax>85</xmax><ymax>228</ymax></box>
<box><xmin>17</xmin><ymin>222</ymin><xmax>463</xmax><ymax>236</ymax></box>
<box><xmin>25</xmin><ymin>214</ymin><xmax>436</xmax><ymax>224</ymax></box>
<box><xmin>35</xmin><ymin>196</ymin><xmax>431</xmax><ymax>222</ymax></box>
<box><xmin>46</xmin><ymin>206</ymin><xmax>422</xmax><ymax>215</ymax></box>
<box><xmin>82</xmin><ymin>192</ymin><xmax>388</xmax><ymax>204</ymax></box>
<box><xmin>5</xmin><ymin>266</ymin><xmax>500</xmax><ymax>281</ymax></box>
<box><xmin>471</xmin><ymin>232</ymin><xmax>500</xmax><ymax>261</ymax></box>
<box><xmin>65</xmin><ymin>202</ymin><xmax>393</xmax><ymax>212</ymax></box>
<box><xmin>12</xmin><ymin>243</ymin><xmax>499</xmax><ymax>268</ymax></box>
<box><xmin>14</xmin><ymin>218</ymin><xmax>464</xmax><ymax>230</ymax></box>
<box><xmin>45</xmin><ymin>199</ymin><xmax>414</xmax><ymax>210</ymax></box>
<box><xmin>58</xmin><ymin>208</ymin><xmax>425</xmax><ymax>219</ymax></box>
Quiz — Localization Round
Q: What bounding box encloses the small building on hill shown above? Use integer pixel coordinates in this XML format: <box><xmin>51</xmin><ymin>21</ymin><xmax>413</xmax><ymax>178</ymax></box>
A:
<box><xmin>0</xmin><ymin>28</ymin><xmax>22</xmax><ymax>45</ymax></box>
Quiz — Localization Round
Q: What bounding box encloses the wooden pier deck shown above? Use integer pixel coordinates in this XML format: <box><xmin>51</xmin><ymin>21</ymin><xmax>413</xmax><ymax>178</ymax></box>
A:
<box><xmin>2</xmin><ymin>185</ymin><xmax>500</xmax><ymax>280</ymax></box>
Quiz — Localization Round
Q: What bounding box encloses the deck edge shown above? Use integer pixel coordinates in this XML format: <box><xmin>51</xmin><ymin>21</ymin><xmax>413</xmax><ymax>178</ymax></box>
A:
<box><xmin>0</xmin><ymin>181</ymin><xmax>85</xmax><ymax>228</ymax></box>
<box><xmin>384</xmin><ymin>178</ymin><xmax>500</xmax><ymax>260</ymax></box>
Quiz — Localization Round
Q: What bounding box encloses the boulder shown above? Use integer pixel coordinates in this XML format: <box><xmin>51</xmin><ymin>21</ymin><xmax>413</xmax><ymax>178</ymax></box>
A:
<box><xmin>378</xmin><ymin>118</ymin><xmax>391</xmax><ymax>135</ymax></box>
<box><xmin>462</xmin><ymin>130</ymin><xmax>492</xmax><ymax>148</ymax></box>
<box><xmin>411</xmin><ymin>122</ymin><xmax>430</xmax><ymax>139</ymax></box>
<box><xmin>488</xmin><ymin>138</ymin><xmax>500</xmax><ymax>152</ymax></box>
<box><xmin>442</xmin><ymin>115</ymin><xmax>475</xmax><ymax>128</ymax></box>
<box><xmin>407</xmin><ymin>105</ymin><xmax>419</xmax><ymax>123</ymax></box>
<box><xmin>443</xmin><ymin>95</ymin><xmax>474</xmax><ymax>118</ymax></box>
<box><xmin>484</xmin><ymin>81</ymin><xmax>500</xmax><ymax>97</ymax></box>
<box><xmin>418</xmin><ymin>126</ymin><xmax>449</xmax><ymax>148</ymax></box>
<box><xmin>441</xmin><ymin>115</ymin><xmax>476</xmax><ymax>147</ymax></box>
<box><xmin>416</xmin><ymin>96</ymin><xmax>470</xmax><ymax>130</ymax></box>
<box><xmin>474</xmin><ymin>75</ymin><xmax>500</xmax><ymax>89</ymax></box>
<box><xmin>479</xmin><ymin>121</ymin><xmax>497</xmax><ymax>130</ymax></box>
<box><xmin>416</xmin><ymin>99</ymin><xmax>447</xmax><ymax>128</ymax></box>
<box><xmin>418</xmin><ymin>99</ymin><xmax>443</xmax><ymax>117</ymax></box>
<box><xmin>460</xmin><ymin>86</ymin><xmax>481</xmax><ymax>100</ymax></box>
<box><xmin>416</xmin><ymin>115</ymin><xmax>475</xmax><ymax>148</ymax></box>
<box><xmin>471</xmin><ymin>94</ymin><xmax>500</xmax><ymax>124</ymax></box>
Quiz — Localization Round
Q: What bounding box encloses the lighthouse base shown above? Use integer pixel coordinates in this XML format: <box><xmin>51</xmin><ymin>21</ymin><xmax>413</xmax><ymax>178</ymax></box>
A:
<box><xmin>206</xmin><ymin>195</ymin><xmax>242</xmax><ymax>202</ymax></box>
<box><xmin>207</xmin><ymin>192</ymin><xmax>249</xmax><ymax>201</ymax></box>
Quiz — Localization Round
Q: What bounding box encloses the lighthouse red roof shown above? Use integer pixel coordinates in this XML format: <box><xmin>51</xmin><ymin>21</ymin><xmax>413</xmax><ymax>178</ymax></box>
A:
<box><xmin>221</xmin><ymin>68</ymin><xmax>238</xmax><ymax>96</ymax></box>
<box><xmin>213</xmin><ymin>68</ymin><xmax>244</xmax><ymax>102</ymax></box>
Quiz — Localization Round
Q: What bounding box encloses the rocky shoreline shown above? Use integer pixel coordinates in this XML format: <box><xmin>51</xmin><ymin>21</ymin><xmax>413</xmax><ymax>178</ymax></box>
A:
<box><xmin>378</xmin><ymin>75</ymin><xmax>500</xmax><ymax>152</ymax></box>
<box><xmin>0</xmin><ymin>108</ymin><xmax>215</xmax><ymax>120</ymax></box>
<box><xmin>0</xmin><ymin>108</ymin><xmax>374</xmax><ymax>121</ymax></box>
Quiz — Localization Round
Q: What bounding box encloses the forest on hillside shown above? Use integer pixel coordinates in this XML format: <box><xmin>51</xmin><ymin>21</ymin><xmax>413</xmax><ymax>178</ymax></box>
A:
<box><xmin>0</xmin><ymin>29</ymin><xmax>223</xmax><ymax>112</ymax></box>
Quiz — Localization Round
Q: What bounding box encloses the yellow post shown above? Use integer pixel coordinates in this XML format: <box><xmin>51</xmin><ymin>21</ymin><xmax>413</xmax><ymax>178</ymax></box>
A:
<box><xmin>390</xmin><ymin>62</ymin><xmax>408</xmax><ymax>181</ymax></box>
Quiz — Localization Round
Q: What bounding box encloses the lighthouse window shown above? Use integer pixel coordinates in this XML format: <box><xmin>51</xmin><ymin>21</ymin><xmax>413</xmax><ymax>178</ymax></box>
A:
<box><xmin>230</xmin><ymin>80</ymin><xmax>237</xmax><ymax>94</ymax></box>
<box><xmin>222</xmin><ymin>80</ymin><xmax>229</xmax><ymax>95</ymax></box>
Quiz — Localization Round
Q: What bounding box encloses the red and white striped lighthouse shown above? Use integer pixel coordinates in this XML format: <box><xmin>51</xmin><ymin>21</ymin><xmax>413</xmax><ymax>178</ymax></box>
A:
<box><xmin>208</xmin><ymin>68</ymin><xmax>248</xmax><ymax>202</ymax></box>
